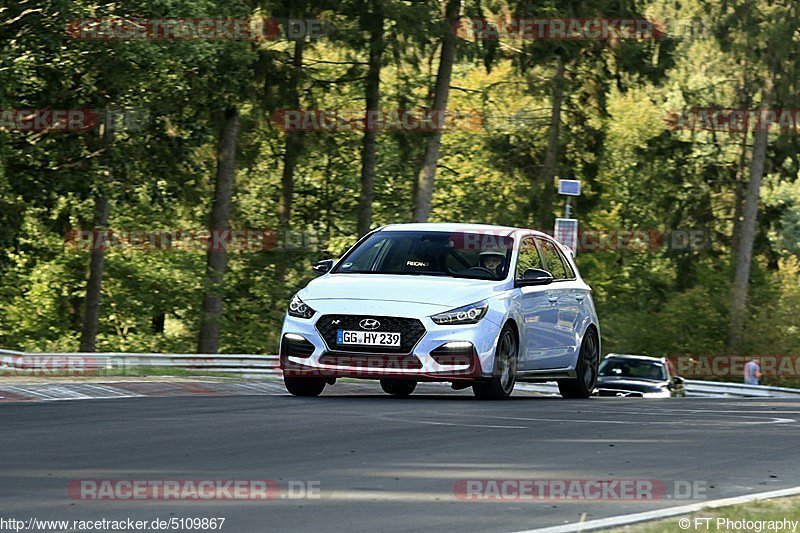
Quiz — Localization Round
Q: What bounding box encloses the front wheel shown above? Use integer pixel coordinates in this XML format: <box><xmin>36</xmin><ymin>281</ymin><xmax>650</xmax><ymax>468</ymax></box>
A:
<box><xmin>557</xmin><ymin>329</ymin><xmax>599</xmax><ymax>399</ymax></box>
<box><xmin>284</xmin><ymin>376</ymin><xmax>326</xmax><ymax>397</ymax></box>
<box><xmin>380</xmin><ymin>379</ymin><xmax>417</xmax><ymax>397</ymax></box>
<box><xmin>473</xmin><ymin>325</ymin><xmax>518</xmax><ymax>400</ymax></box>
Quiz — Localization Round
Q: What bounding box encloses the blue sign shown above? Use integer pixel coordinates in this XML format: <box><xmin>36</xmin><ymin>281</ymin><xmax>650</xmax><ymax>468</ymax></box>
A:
<box><xmin>559</xmin><ymin>179</ymin><xmax>581</xmax><ymax>196</ymax></box>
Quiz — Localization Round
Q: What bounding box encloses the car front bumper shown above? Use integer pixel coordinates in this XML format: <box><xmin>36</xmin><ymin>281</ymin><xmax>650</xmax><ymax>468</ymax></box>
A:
<box><xmin>279</xmin><ymin>300</ymin><xmax>503</xmax><ymax>382</ymax></box>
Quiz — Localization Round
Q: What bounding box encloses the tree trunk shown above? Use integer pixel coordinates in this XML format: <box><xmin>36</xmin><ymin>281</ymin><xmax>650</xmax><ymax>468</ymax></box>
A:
<box><xmin>197</xmin><ymin>107</ymin><xmax>240</xmax><ymax>354</ymax></box>
<box><xmin>535</xmin><ymin>54</ymin><xmax>565</xmax><ymax>230</ymax></box>
<box><xmin>412</xmin><ymin>0</ymin><xmax>460</xmax><ymax>222</ymax></box>
<box><xmin>279</xmin><ymin>38</ymin><xmax>305</xmax><ymax>227</ymax></box>
<box><xmin>78</xmin><ymin>195</ymin><xmax>110</xmax><ymax>352</ymax></box>
<box><xmin>357</xmin><ymin>1</ymin><xmax>384</xmax><ymax>236</ymax></box>
<box><xmin>78</xmin><ymin>119</ymin><xmax>113</xmax><ymax>353</ymax></box>
<box><xmin>727</xmin><ymin>82</ymin><xmax>773</xmax><ymax>353</ymax></box>
<box><xmin>731</xmin><ymin>62</ymin><xmax>751</xmax><ymax>259</ymax></box>
<box><xmin>151</xmin><ymin>311</ymin><xmax>165</xmax><ymax>334</ymax></box>
<box><xmin>730</xmin><ymin>126</ymin><xmax>749</xmax><ymax>259</ymax></box>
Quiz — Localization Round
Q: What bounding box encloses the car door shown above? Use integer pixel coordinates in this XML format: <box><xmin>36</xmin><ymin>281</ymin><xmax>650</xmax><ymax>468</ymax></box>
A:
<box><xmin>533</xmin><ymin>237</ymin><xmax>578</xmax><ymax>369</ymax></box>
<box><xmin>514</xmin><ymin>237</ymin><xmax>562</xmax><ymax>370</ymax></box>
<box><xmin>556</xmin><ymin>249</ymin><xmax>592</xmax><ymax>357</ymax></box>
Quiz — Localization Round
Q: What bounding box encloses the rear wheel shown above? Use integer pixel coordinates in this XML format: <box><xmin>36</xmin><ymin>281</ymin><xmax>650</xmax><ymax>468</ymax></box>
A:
<box><xmin>473</xmin><ymin>325</ymin><xmax>518</xmax><ymax>400</ymax></box>
<box><xmin>284</xmin><ymin>376</ymin><xmax>326</xmax><ymax>397</ymax></box>
<box><xmin>558</xmin><ymin>329</ymin><xmax>599</xmax><ymax>399</ymax></box>
<box><xmin>380</xmin><ymin>379</ymin><xmax>417</xmax><ymax>397</ymax></box>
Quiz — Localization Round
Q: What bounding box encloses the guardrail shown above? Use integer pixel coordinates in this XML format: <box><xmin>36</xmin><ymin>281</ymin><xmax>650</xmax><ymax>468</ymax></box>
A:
<box><xmin>0</xmin><ymin>350</ymin><xmax>279</xmax><ymax>375</ymax></box>
<box><xmin>683</xmin><ymin>379</ymin><xmax>800</xmax><ymax>398</ymax></box>
<box><xmin>3</xmin><ymin>350</ymin><xmax>800</xmax><ymax>397</ymax></box>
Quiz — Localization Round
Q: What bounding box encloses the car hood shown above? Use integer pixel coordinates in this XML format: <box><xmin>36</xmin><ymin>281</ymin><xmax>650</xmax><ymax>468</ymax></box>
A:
<box><xmin>300</xmin><ymin>273</ymin><xmax>507</xmax><ymax>308</ymax></box>
<box><xmin>595</xmin><ymin>378</ymin><xmax>667</xmax><ymax>393</ymax></box>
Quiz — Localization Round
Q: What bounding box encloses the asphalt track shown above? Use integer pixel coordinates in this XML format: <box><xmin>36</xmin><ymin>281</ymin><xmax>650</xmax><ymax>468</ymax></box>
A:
<box><xmin>2</xmin><ymin>380</ymin><xmax>800</xmax><ymax>532</ymax></box>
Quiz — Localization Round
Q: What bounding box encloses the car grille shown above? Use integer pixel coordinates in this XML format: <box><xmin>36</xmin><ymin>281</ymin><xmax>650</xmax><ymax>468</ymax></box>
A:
<box><xmin>315</xmin><ymin>314</ymin><xmax>426</xmax><ymax>354</ymax></box>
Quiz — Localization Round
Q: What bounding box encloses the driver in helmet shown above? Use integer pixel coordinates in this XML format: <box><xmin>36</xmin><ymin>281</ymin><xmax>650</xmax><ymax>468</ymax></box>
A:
<box><xmin>479</xmin><ymin>251</ymin><xmax>506</xmax><ymax>277</ymax></box>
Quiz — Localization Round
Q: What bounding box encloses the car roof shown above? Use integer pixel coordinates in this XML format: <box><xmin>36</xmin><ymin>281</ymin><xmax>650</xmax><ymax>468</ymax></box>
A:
<box><xmin>378</xmin><ymin>223</ymin><xmax>550</xmax><ymax>238</ymax></box>
<box><xmin>604</xmin><ymin>353</ymin><xmax>665</xmax><ymax>363</ymax></box>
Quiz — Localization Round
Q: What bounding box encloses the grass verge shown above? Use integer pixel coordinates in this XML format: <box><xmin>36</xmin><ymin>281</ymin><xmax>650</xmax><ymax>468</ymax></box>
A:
<box><xmin>612</xmin><ymin>495</ymin><xmax>800</xmax><ymax>532</ymax></box>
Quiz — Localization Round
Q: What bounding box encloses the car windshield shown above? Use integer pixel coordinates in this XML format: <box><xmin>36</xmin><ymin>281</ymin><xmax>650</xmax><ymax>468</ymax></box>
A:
<box><xmin>598</xmin><ymin>359</ymin><xmax>667</xmax><ymax>381</ymax></box>
<box><xmin>333</xmin><ymin>231</ymin><xmax>514</xmax><ymax>280</ymax></box>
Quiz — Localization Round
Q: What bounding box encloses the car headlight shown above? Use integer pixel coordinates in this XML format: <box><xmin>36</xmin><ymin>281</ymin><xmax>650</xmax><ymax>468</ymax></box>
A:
<box><xmin>288</xmin><ymin>294</ymin><xmax>315</xmax><ymax>319</ymax></box>
<box><xmin>642</xmin><ymin>390</ymin><xmax>671</xmax><ymax>398</ymax></box>
<box><xmin>431</xmin><ymin>300</ymin><xmax>488</xmax><ymax>325</ymax></box>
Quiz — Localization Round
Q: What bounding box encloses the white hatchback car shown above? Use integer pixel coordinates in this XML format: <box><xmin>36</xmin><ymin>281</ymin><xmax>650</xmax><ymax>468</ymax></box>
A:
<box><xmin>280</xmin><ymin>223</ymin><xmax>600</xmax><ymax>400</ymax></box>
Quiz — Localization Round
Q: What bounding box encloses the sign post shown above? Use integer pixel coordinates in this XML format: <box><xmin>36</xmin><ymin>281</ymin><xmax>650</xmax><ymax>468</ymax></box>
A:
<box><xmin>556</xmin><ymin>180</ymin><xmax>581</xmax><ymax>254</ymax></box>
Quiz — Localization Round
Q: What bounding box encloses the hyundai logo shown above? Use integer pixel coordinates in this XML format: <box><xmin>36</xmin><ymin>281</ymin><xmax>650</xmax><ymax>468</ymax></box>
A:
<box><xmin>359</xmin><ymin>318</ymin><xmax>381</xmax><ymax>330</ymax></box>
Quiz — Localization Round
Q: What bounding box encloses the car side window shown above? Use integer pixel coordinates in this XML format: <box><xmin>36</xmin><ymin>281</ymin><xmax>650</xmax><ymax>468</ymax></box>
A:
<box><xmin>515</xmin><ymin>237</ymin><xmax>543</xmax><ymax>280</ymax></box>
<box><xmin>562</xmin><ymin>254</ymin><xmax>575</xmax><ymax>279</ymax></box>
<box><xmin>536</xmin><ymin>238</ymin><xmax>567</xmax><ymax>280</ymax></box>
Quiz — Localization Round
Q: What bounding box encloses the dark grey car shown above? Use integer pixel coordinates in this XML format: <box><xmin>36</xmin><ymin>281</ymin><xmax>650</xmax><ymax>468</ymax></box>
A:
<box><xmin>595</xmin><ymin>354</ymin><xmax>685</xmax><ymax>398</ymax></box>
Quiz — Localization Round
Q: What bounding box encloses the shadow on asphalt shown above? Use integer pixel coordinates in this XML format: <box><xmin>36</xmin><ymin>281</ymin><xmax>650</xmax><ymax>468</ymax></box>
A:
<box><xmin>311</xmin><ymin>393</ymin><xmax>568</xmax><ymax>401</ymax></box>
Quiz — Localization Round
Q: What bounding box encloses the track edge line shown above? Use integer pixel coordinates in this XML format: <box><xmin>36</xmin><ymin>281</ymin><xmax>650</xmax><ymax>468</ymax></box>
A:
<box><xmin>510</xmin><ymin>485</ymin><xmax>800</xmax><ymax>533</ymax></box>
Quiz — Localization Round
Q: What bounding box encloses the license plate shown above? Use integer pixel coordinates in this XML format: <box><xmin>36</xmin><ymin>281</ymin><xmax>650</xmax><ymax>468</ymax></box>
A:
<box><xmin>337</xmin><ymin>330</ymin><xmax>401</xmax><ymax>347</ymax></box>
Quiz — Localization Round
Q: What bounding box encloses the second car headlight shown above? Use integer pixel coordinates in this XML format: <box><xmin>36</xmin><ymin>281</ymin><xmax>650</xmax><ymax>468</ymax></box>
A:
<box><xmin>288</xmin><ymin>293</ymin><xmax>316</xmax><ymax>319</ymax></box>
<box><xmin>431</xmin><ymin>300</ymin><xmax>488</xmax><ymax>325</ymax></box>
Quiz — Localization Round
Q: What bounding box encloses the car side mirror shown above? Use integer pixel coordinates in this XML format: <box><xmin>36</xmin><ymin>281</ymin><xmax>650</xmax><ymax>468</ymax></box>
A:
<box><xmin>312</xmin><ymin>259</ymin><xmax>334</xmax><ymax>275</ymax></box>
<box><xmin>515</xmin><ymin>268</ymin><xmax>554</xmax><ymax>287</ymax></box>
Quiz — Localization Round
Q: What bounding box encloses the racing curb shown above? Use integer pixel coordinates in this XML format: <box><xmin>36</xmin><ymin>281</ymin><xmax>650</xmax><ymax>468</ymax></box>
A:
<box><xmin>513</xmin><ymin>485</ymin><xmax>800</xmax><ymax>532</ymax></box>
